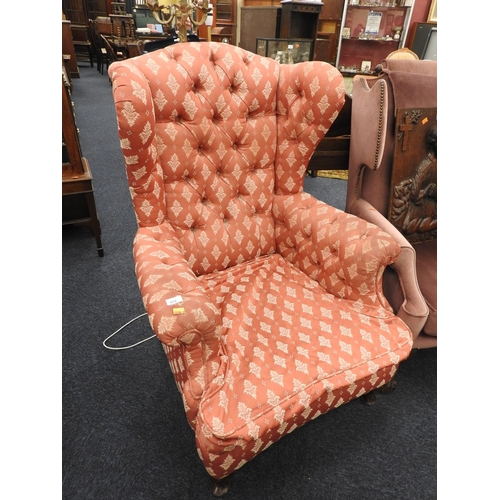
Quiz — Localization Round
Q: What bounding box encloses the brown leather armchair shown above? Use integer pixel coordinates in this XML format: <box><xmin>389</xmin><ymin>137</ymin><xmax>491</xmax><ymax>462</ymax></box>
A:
<box><xmin>346</xmin><ymin>59</ymin><xmax>437</xmax><ymax>349</ymax></box>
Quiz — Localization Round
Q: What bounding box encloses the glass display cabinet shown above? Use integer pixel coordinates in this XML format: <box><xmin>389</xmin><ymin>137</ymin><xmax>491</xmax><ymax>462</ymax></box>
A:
<box><xmin>336</xmin><ymin>1</ymin><xmax>414</xmax><ymax>76</ymax></box>
<box><xmin>256</xmin><ymin>38</ymin><xmax>314</xmax><ymax>64</ymax></box>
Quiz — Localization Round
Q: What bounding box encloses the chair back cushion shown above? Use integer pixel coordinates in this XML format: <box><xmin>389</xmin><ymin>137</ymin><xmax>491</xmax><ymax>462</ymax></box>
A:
<box><xmin>110</xmin><ymin>42</ymin><xmax>344</xmax><ymax>275</ymax></box>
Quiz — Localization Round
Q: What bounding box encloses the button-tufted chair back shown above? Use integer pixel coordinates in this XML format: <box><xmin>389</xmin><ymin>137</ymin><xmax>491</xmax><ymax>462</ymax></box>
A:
<box><xmin>109</xmin><ymin>43</ymin><xmax>418</xmax><ymax>495</ymax></box>
<box><xmin>110</xmin><ymin>42</ymin><xmax>344</xmax><ymax>275</ymax></box>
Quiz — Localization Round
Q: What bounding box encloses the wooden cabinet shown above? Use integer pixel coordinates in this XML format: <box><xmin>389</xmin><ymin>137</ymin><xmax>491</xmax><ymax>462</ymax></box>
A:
<box><xmin>279</xmin><ymin>1</ymin><xmax>322</xmax><ymax>41</ymax></box>
<box><xmin>62</xmin><ymin>0</ymin><xmax>108</xmax><ymax>23</ymax></box>
<box><xmin>336</xmin><ymin>1</ymin><xmax>414</xmax><ymax>76</ymax></box>
<box><xmin>319</xmin><ymin>0</ymin><xmax>344</xmax><ymax>21</ymax></box>
<box><xmin>256</xmin><ymin>37</ymin><xmax>314</xmax><ymax>62</ymax></box>
<box><xmin>62</xmin><ymin>70</ymin><xmax>103</xmax><ymax>257</ymax></box>
<box><xmin>213</xmin><ymin>0</ymin><xmax>236</xmax><ymax>43</ymax></box>
<box><xmin>62</xmin><ymin>20</ymin><xmax>80</xmax><ymax>79</ymax></box>
<box><xmin>240</xmin><ymin>6</ymin><xmax>281</xmax><ymax>52</ymax></box>
<box><xmin>239</xmin><ymin>1</ymin><xmax>322</xmax><ymax>57</ymax></box>
<box><xmin>315</xmin><ymin>0</ymin><xmax>344</xmax><ymax>62</ymax></box>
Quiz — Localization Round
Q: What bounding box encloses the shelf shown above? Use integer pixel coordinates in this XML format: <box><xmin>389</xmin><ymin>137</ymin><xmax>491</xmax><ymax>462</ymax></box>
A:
<box><xmin>340</xmin><ymin>70</ymin><xmax>375</xmax><ymax>76</ymax></box>
<box><xmin>336</xmin><ymin>0</ymin><xmax>414</xmax><ymax>69</ymax></box>
<box><xmin>346</xmin><ymin>5</ymin><xmax>410</xmax><ymax>10</ymax></box>
<box><xmin>341</xmin><ymin>37</ymin><xmax>400</xmax><ymax>42</ymax></box>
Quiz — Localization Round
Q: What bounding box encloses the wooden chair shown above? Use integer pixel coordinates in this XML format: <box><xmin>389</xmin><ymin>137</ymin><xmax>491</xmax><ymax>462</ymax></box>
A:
<box><xmin>70</xmin><ymin>24</ymin><xmax>94</xmax><ymax>68</ymax></box>
<box><xmin>100</xmin><ymin>34</ymin><xmax>125</xmax><ymax>65</ymax></box>
<box><xmin>386</xmin><ymin>47</ymin><xmax>419</xmax><ymax>60</ymax></box>
<box><xmin>111</xmin><ymin>2</ymin><xmax>127</xmax><ymax>15</ymax></box>
<box><xmin>95</xmin><ymin>16</ymin><xmax>112</xmax><ymax>36</ymax></box>
<box><xmin>109</xmin><ymin>14</ymin><xmax>137</xmax><ymax>48</ymax></box>
<box><xmin>88</xmin><ymin>19</ymin><xmax>108</xmax><ymax>75</ymax></box>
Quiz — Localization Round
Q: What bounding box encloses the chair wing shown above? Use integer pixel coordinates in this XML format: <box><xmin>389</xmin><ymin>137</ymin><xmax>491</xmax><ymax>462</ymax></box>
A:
<box><xmin>109</xmin><ymin>42</ymin><xmax>414</xmax><ymax>488</ymax></box>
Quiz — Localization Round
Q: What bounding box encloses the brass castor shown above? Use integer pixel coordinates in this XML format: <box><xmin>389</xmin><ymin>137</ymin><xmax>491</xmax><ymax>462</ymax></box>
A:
<box><xmin>211</xmin><ymin>476</ymin><xmax>231</xmax><ymax>497</ymax></box>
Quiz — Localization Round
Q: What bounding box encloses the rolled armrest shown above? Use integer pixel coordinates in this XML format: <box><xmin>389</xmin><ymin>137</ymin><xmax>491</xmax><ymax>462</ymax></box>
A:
<box><xmin>133</xmin><ymin>222</ymin><xmax>221</xmax><ymax>404</ymax></box>
<box><xmin>274</xmin><ymin>192</ymin><xmax>402</xmax><ymax>312</ymax></box>
<box><xmin>348</xmin><ymin>198</ymin><xmax>429</xmax><ymax>337</ymax></box>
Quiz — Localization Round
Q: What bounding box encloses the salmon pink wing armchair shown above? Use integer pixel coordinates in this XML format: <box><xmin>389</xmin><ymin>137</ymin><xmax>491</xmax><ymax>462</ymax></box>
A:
<box><xmin>109</xmin><ymin>42</ymin><xmax>415</xmax><ymax>495</ymax></box>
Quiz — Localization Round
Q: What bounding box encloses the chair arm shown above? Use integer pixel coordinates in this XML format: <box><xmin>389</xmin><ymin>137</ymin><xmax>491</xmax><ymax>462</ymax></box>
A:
<box><xmin>133</xmin><ymin>222</ymin><xmax>221</xmax><ymax>408</ymax></box>
<box><xmin>348</xmin><ymin>198</ymin><xmax>429</xmax><ymax>338</ymax></box>
<box><xmin>273</xmin><ymin>192</ymin><xmax>401</xmax><ymax>312</ymax></box>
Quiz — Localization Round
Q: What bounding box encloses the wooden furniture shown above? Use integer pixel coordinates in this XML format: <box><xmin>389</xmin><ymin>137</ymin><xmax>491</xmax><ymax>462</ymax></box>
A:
<box><xmin>314</xmin><ymin>31</ymin><xmax>337</xmax><ymax>62</ymax></box>
<box><xmin>213</xmin><ymin>0</ymin><xmax>236</xmax><ymax>43</ymax></box>
<box><xmin>279</xmin><ymin>1</ymin><xmax>322</xmax><ymax>41</ymax></box>
<box><xmin>62</xmin><ymin>70</ymin><xmax>103</xmax><ymax>257</ymax></box>
<box><xmin>239</xmin><ymin>6</ymin><xmax>281</xmax><ymax>52</ymax></box>
<box><xmin>62</xmin><ymin>0</ymin><xmax>108</xmax><ymax>24</ymax></box>
<box><xmin>239</xmin><ymin>1</ymin><xmax>322</xmax><ymax>56</ymax></box>
<box><xmin>111</xmin><ymin>1</ymin><xmax>127</xmax><ymax>14</ymax></box>
<box><xmin>62</xmin><ymin>54</ymin><xmax>72</xmax><ymax>89</ymax></box>
<box><xmin>256</xmin><ymin>37</ymin><xmax>314</xmax><ymax>63</ymax></box>
<box><xmin>96</xmin><ymin>16</ymin><xmax>112</xmax><ymax>35</ymax></box>
<box><xmin>109</xmin><ymin>13</ymin><xmax>136</xmax><ymax>46</ymax></box>
<box><xmin>315</xmin><ymin>0</ymin><xmax>343</xmax><ymax>62</ymax></box>
<box><xmin>336</xmin><ymin>1</ymin><xmax>414</xmax><ymax>76</ymax></box>
<box><xmin>62</xmin><ymin>20</ymin><xmax>80</xmax><ymax>79</ymax></box>
<box><xmin>386</xmin><ymin>47</ymin><xmax>419</xmax><ymax>60</ymax></box>
<box><xmin>101</xmin><ymin>34</ymin><xmax>126</xmax><ymax>63</ymax></box>
<box><xmin>210</xmin><ymin>26</ymin><xmax>233</xmax><ymax>44</ymax></box>
<box><xmin>308</xmin><ymin>94</ymin><xmax>352</xmax><ymax>176</ymax></box>
<box><xmin>88</xmin><ymin>18</ymin><xmax>109</xmax><ymax>74</ymax></box>
<box><xmin>71</xmin><ymin>23</ymin><xmax>94</xmax><ymax>68</ymax></box>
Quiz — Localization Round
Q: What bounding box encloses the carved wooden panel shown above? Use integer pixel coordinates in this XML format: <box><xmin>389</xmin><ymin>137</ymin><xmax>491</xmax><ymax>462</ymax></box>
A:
<box><xmin>388</xmin><ymin>107</ymin><xmax>437</xmax><ymax>244</ymax></box>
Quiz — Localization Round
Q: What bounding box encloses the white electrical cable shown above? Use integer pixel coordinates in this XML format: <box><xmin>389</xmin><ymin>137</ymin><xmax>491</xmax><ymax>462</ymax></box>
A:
<box><xmin>102</xmin><ymin>312</ymin><xmax>156</xmax><ymax>350</ymax></box>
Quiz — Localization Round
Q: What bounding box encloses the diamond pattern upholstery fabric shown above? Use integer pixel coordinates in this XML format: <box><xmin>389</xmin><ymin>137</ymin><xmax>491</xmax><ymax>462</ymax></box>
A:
<box><xmin>109</xmin><ymin>42</ymin><xmax>413</xmax><ymax>481</ymax></box>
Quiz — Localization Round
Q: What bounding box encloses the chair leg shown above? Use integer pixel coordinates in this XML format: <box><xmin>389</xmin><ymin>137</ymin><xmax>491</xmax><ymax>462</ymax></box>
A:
<box><xmin>361</xmin><ymin>376</ymin><xmax>397</xmax><ymax>405</ymax></box>
<box><xmin>378</xmin><ymin>376</ymin><xmax>397</xmax><ymax>394</ymax></box>
<box><xmin>88</xmin><ymin>46</ymin><xmax>94</xmax><ymax>68</ymax></box>
<box><xmin>361</xmin><ymin>391</ymin><xmax>377</xmax><ymax>406</ymax></box>
<box><xmin>211</xmin><ymin>476</ymin><xmax>231</xmax><ymax>497</ymax></box>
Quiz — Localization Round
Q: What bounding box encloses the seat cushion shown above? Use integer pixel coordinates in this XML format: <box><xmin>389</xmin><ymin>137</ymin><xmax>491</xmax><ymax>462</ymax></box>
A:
<box><xmin>194</xmin><ymin>253</ymin><xmax>412</xmax><ymax>478</ymax></box>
